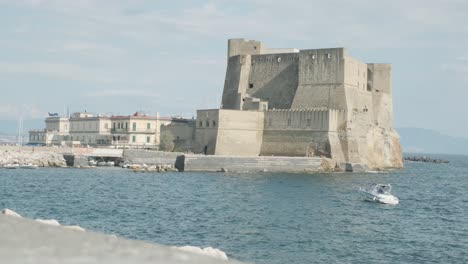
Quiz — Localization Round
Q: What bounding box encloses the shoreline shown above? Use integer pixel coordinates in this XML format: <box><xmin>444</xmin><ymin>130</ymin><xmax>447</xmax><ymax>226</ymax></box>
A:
<box><xmin>0</xmin><ymin>146</ymin><xmax>399</xmax><ymax>173</ymax></box>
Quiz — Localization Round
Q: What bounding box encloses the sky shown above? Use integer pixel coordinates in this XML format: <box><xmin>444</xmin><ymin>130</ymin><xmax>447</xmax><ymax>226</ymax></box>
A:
<box><xmin>0</xmin><ymin>0</ymin><xmax>467</xmax><ymax>137</ymax></box>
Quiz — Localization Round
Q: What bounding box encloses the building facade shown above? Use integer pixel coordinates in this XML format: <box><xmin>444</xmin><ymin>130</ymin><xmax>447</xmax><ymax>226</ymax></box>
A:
<box><xmin>69</xmin><ymin>112</ymin><xmax>112</xmax><ymax>146</ymax></box>
<box><xmin>109</xmin><ymin>112</ymin><xmax>172</xmax><ymax>149</ymax></box>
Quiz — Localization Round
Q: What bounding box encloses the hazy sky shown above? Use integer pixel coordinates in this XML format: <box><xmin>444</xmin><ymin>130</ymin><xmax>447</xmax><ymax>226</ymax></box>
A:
<box><xmin>0</xmin><ymin>0</ymin><xmax>467</xmax><ymax>137</ymax></box>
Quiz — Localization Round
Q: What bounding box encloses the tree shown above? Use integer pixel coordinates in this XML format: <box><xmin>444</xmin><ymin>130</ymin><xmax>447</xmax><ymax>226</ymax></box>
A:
<box><xmin>159</xmin><ymin>133</ymin><xmax>175</xmax><ymax>152</ymax></box>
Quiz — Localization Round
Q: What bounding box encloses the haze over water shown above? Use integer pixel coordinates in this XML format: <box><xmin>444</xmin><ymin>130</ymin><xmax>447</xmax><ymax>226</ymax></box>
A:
<box><xmin>1</xmin><ymin>155</ymin><xmax>467</xmax><ymax>264</ymax></box>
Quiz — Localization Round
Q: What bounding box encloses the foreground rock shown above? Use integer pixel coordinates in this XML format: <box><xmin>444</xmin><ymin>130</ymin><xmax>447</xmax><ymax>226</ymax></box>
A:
<box><xmin>0</xmin><ymin>149</ymin><xmax>66</xmax><ymax>167</ymax></box>
<box><xmin>1</xmin><ymin>209</ymin><xmax>236</xmax><ymax>263</ymax></box>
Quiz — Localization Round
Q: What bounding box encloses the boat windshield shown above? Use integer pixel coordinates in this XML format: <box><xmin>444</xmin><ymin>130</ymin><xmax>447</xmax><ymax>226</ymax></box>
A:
<box><xmin>369</xmin><ymin>184</ymin><xmax>392</xmax><ymax>194</ymax></box>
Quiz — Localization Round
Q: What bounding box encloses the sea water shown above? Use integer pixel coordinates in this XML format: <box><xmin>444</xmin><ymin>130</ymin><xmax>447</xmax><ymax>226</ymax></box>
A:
<box><xmin>1</xmin><ymin>154</ymin><xmax>467</xmax><ymax>264</ymax></box>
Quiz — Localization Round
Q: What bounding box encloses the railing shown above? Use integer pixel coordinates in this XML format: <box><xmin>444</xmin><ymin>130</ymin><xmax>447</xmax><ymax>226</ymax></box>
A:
<box><xmin>110</xmin><ymin>129</ymin><xmax>156</xmax><ymax>133</ymax></box>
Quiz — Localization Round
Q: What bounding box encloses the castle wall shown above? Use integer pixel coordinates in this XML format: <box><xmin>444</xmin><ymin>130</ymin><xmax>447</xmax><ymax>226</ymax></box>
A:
<box><xmin>215</xmin><ymin>110</ymin><xmax>264</xmax><ymax>156</ymax></box>
<box><xmin>221</xmin><ymin>55</ymin><xmax>252</xmax><ymax>109</ymax></box>
<box><xmin>194</xmin><ymin>109</ymin><xmax>264</xmax><ymax>156</ymax></box>
<box><xmin>194</xmin><ymin>110</ymin><xmax>220</xmax><ymax>154</ymax></box>
<box><xmin>247</xmin><ymin>53</ymin><xmax>299</xmax><ymax>109</ymax></box>
<box><xmin>228</xmin><ymin>39</ymin><xmax>299</xmax><ymax>58</ymax></box>
<box><xmin>368</xmin><ymin>63</ymin><xmax>393</xmax><ymax>129</ymax></box>
<box><xmin>260</xmin><ymin>109</ymin><xmax>345</xmax><ymax>157</ymax></box>
<box><xmin>291</xmin><ymin>48</ymin><xmax>347</xmax><ymax>110</ymax></box>
<box><xmin>228</xmin><ymin>39</ymin><xmax>263</xmax><ymax>58</ymax></box>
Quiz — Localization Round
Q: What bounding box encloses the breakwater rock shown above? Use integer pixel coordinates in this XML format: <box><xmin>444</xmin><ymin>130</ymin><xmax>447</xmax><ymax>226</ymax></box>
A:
<box><xmin>0</xmin><ymin>149</ymin><xmax>67</xmax><ymax>167</ymax></box>
<box><xmin>404</xmin><ymin>156</ymin><xmax>449</xmax><ymax>164</ymax></box>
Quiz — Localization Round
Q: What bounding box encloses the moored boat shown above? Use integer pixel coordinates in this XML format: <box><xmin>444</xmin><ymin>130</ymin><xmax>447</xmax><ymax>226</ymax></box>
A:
<box><xmin>19</xmin><ymin>163</ymin><xmax>38</xmax><ymax>169</ymax></box>
<box><xmin>3</xmin><ymin>164</ymin><xmax>19</xmax><ymax>169</ymax></box>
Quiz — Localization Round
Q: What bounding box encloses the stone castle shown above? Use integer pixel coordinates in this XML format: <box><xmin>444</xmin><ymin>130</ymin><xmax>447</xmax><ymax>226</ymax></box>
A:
<box><xmin>193</xmin><ymin>39</ymin><xmax>403</xmax><ymax>169</ymax></box>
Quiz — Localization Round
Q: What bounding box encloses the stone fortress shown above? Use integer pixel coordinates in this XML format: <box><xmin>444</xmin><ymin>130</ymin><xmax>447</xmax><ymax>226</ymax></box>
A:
<box><xmin>193</xmin><ymin>39</ymin><xmax>403</xmax><ymax>169</ymax></box>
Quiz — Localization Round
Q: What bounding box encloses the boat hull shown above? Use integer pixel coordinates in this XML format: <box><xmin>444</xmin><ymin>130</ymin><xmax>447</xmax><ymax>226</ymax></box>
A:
<box><xmin>360</xmin><ymin>191</ymin><xmax>399</xmax><ymax>205</ymax></box>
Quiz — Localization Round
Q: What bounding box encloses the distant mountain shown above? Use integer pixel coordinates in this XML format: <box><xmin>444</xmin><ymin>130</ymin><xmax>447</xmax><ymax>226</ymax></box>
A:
<box><xmin>397</xmin><ymin>127</ymin><xmax>468</xmax><ymax>155</ymax></box>
<box><xmin>0</xmin><ymin>119</ymin><xmax>44</xmax><ymax>136</ymax></box>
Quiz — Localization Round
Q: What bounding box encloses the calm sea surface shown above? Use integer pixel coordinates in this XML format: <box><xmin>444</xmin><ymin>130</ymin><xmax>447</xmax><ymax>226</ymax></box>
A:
<box><xmin>1</xmin><ymin>154</ymin><xmax>467</xmax><ymax>263</ymax></box>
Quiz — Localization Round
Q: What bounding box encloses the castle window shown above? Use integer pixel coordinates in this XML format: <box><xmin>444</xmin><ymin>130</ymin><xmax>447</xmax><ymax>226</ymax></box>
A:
<box><xmin>199</xmin><ymin>121</ymin><xmax>203</xmax><ymax>127</ymax></box>
<box><xmin>277</xmin><ymin>57</ymin><xmax>281</xmax><ymax>62</ymax></box>
<box><xmin>311</xmin><ymin>54</ymin><xmax>316</xmax><ymax>59</ymax></box>
<box><xmin>327</xmin><ymin>53</ymin><xmax>332</xmax><ymax>59</ymax></box>
<box><xmin>307</xmin><ymin>119</ymin><xmax>311</xmax><ymax>127</ymax></box>
<box><xmin>206</xmin><ymin>120</ymin><xmax>210</xmax><ymax>127</ymax></box>
<box><xmin>249</xmin><ymin>83</ymin><xmax>254</xmax><ymax>88</ymax></box>
<box><xmin>253</xmin><ymin>46</ymin><xmax>257</xmax><ymax>50</ymax></box>
<box><xmin>212</xmin><ymin>120</ymin><xmax>216</xmax><ymax>127</ymax></box>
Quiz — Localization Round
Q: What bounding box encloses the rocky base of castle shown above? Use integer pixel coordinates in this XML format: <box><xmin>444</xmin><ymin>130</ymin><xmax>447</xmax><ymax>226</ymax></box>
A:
<box><xmin>0</xmin><ymin>149</ymin><xmax>67</xmax><ymax>167</ymax></box>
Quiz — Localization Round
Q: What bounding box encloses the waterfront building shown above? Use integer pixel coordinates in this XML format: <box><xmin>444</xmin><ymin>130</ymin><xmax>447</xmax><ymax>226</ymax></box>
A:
<box><xmin>28</xmin><ymin>111</ymin><xmax>195</xmax><ymax>150</ymax></box>
<box><xmin>29</xmin><ymin>116</ymin><xmax>69</xmax><ymax>145</ymax></box>
<box><xmin>69</xmin><ymin>112</ymin><xmax>112</xmax><ymax>146</ymax></box>
<box><xmin>109</xmin><ymin>112</ymin><xmax>172</xmax><ymax>149</ymax></box>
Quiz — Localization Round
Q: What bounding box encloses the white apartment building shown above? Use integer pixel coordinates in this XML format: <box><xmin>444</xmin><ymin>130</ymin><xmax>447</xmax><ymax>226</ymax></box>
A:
<box><xmin>110</xmin><ymin>112</ymin><xmax>171</xmax><ymax>148</ymax></box>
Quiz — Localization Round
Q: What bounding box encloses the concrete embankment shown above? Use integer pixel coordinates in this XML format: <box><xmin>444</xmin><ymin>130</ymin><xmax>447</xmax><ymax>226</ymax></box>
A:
<box><xmin>175</xmin><ymin>154</ymin><xmax>323</xmax><ymax>173</ymax></box>
<box><xmin>0</xmin><ymin>211</ymin><xmax>239</xmax><ymax>264</ymax></box>
<box><xmin>0</xmin><ymin>147</ymin><xmax>66</xmax><ymax>167</ymax></box>
<box><xmin>122</xmin><ymin>149</ymin><xmax>181</xmax><ymax>165</ymax></box>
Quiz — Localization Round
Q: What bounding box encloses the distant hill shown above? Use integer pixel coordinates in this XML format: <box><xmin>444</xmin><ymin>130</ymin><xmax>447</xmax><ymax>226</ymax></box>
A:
<box><xmin>397</xmin><ymin>127</ymin><xmax>468</xmax><ymax>155</ymax></box>
<box><xmin>0</xmin><ymin>119</ymin><xmax>44</xmax><ymax>136</ymax></box>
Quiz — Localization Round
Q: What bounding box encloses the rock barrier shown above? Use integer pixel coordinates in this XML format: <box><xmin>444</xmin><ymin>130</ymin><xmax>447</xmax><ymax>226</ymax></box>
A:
<box><xmin>0</xmin><ymin>149</ymin><xmax>67</xmax><ymax>167</ymax></box>
<box><xmin>404</xmin><ymin>156</ymin><xmax>449</xmax><ymax>163</ymax></box>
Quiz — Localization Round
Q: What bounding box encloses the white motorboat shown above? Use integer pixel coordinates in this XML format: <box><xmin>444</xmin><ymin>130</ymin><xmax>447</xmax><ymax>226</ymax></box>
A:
<box><xmin>88</xmin><ymin>160</ymin><xmax>98</xmax><ymax>166</ymax></box>
<box><xmin>3</xmin><ymin>164</ymin><xmax>19</xmax><ymax>169</ymax></box>
<box><xmin>360</xmin><ymin>183</ymin><xmax>399</xmax><ymax>205</ymax></box>
<box><xmin>19</xmin><ymin>163</ymin><xmax>38</xmax><ymax>169</ymax></box>
<box><xmin>97</xmin><ymin>161</ymin><xmax>107</xmax><ymax>166</ymax></box>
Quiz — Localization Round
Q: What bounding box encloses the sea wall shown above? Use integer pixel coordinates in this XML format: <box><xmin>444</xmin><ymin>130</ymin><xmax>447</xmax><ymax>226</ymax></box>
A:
<box><xmin>122</xmin><ymin>149</ymin><xmax>181</xmax><ymax>165</ymax></box>
<box><xmin>0</xmin><ymin>148</ymin><xmax>66</xmax><ymax>167</ymax></box>
<box><xmin>175</xmin><ymin>154</ymin><xmax>323</xmax><ymax>173</ymax></box>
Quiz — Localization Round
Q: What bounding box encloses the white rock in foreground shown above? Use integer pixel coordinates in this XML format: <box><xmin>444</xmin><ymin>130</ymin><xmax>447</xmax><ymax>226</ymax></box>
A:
<box><xmin>0</xmin><ymin>215</ymin><xmax>241</xmax><ymax>264</ymax></box>
<box><xmin>35</xmin><ymin>219</ymin><xmax>61</xmax><ymax>226</ymax></box>
<box><xmin>34</xmin><ymin>219</ymin><xmax>86</xmax><ymax>231</ymax></box>
<box><xmin>177</xmin><ymin>246</ymin><xmax>228</xmax><ymax>261</ymax></box>
<box><xmin>64</xmin><ymin>225</ymin><xmax>86</xmax><ymax>232</ymax></box>
<box><xmin>1</xmin><ymin>208</ymin><xmax>22</xmax><ymax>218</ymax></box>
